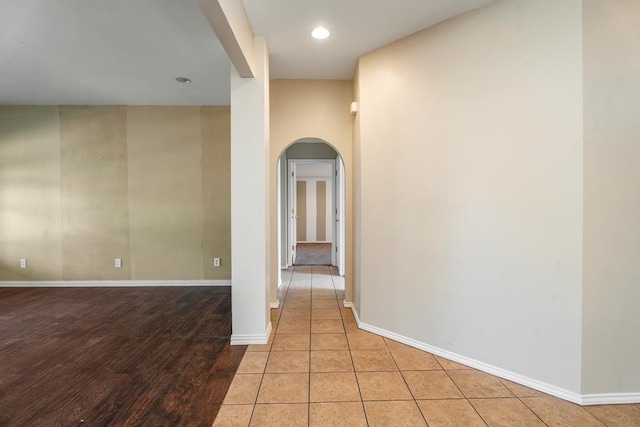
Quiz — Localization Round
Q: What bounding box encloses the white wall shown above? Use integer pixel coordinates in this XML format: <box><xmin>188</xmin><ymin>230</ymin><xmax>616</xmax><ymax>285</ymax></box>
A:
<box><xmin>230</xmin><ymin>37</ymin><xmax>271</xmax><ymax>344</ymax></box>
<box><xmin>355</xmin><ymin>0</ymin><xmax>583</xmax><ymax>393</ymax></box>
<box><xmin>582</xmin><ymin>0</ymin><xmax>640</xmax><ymax>395</ymax></box>
<box><xmin>296</xmin><ymin>162</ymin><xmax>333</xmax><ymax>177</ymax></box>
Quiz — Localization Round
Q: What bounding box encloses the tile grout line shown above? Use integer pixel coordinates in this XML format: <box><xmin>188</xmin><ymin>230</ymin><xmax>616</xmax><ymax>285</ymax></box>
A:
<box><xmin>515</xmin><ymin>394</ymin><xmax>551</xmax><ymax>427</ymax></box>
<box><xmin>249</xmin><ymin>264</ymin><xmax>359</xmax><ymax>425</ymax></box>
<box><xmin>257</xmin><ymin>268</ymin><xmax>289</xmax><ymax>420</ymax></box>
<box><xmin>340</xmin><ymin>266</ymin><xmax>371</xmax><ymax>427</ymax></box>
<box><xmin>383</xmin><ymin>336</ymin><xmax>430</xmax><ymax>425</ymax></box>
<box><xmin>247</xmin><ymin>264</ymin><xmax>291</xmax><ymax>425</ymax></box>
<box><xmin>581</xmin><ymin>407</ymin><xmax>610</xmax><ymax>427</ymax></box>
<box><xmin>437</xmin><ymin>364</ymin><xmax>489</xmax><ymax>426</ymax></box>
<box><xmin>308</xmin><ymin>264</ymin><xmax>313</xmax><ymax>424</ymax></box>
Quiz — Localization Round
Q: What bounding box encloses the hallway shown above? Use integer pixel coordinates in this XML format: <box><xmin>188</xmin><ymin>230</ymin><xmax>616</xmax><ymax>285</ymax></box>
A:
<box><xmin>214</xmin><ymin>266</ymin><xmax>640</xmax><ymax>426</ymax></box>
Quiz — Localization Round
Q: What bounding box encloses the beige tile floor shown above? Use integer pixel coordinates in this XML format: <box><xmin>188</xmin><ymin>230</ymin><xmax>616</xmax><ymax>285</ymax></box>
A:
<box><xmin>214</xmin><ymin>265</ymin><xmax>640</xmax><ymax>427</ymax></box>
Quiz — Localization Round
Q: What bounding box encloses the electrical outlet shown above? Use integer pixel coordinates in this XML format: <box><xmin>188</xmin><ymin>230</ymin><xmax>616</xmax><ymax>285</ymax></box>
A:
<box><xmin>115</xmin><ymin>258</ymin><xmax>122</xmax><ymax>268</ymax></box>
<box><xmin>213</xmin><ymin>258</ymin><xmax>221</xmax><ymax>267</ymax></box>
<box><xmin>20</xmin><ymin>259</ymin><xmax>27</xmax><ymax>269</ymax></box>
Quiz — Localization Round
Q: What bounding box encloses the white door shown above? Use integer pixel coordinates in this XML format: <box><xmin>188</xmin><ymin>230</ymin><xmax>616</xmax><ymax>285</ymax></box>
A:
<box><xmin>335</xmin><ymin>158</ymin><xmax>346</xmax><ymax>275</ymax></box>
<box><xmin>288</xmin><ymin>161</ymin><xmax>297</xmax><ymax>265</ymax></box>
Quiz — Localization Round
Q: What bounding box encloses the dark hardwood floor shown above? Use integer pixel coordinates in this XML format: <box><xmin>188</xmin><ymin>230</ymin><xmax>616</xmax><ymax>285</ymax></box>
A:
<box><xmin>0</xmin><ymin>286</ymin><xmax>245</xmax><ymax>427</ymax></box>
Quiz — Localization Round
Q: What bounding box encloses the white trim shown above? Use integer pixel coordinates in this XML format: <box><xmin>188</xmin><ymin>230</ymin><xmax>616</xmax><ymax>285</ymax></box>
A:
<box><xmin>293</xmin><ymin>175</ymin><xmax>334</xmax><ymax>180</ymax></box>
<box><xmin>288</xmin><ymin>159</ymin><xmax>297</xmax><ymax>266</ymax></box>
<box><xmin>581</xmin><ymin>393</ymin><xmax>640</xmax><ymax>406</ymax></box>
<box><xmin>231</xmin><ymin>322</ymin><xmax>272</xmax><ymax>345</ymax></box>
<box><xmin>343</xmin><ymin>300</ymin><xmax>353</xmax><ymax>308</ymax></box>
<box><xmin>270</xmin><ymin>300</ymin><xmax>280</xmax><ymax>309</ymax></box>
<box><xmin>346</xmin><ymin>305</ymin><xmax>639</xmax><ymax>406</ymax></box>
<box><xmin>335</xmin><ymin>157</ymin><xmax>345</xmax><ymax>275</ymax></box>
<box><xmin>288</xmin><ymin>158</ymin><xmax>338</xmax><ymax>265</ymax></box>
<box><xmin>0</xmin><ymin>280</ymin><xmax>231</xmax><ymax>287</ymax></box>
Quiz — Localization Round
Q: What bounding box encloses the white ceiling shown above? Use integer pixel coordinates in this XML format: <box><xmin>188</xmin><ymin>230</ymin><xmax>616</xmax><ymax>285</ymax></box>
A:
<box><xmin>0</xmin><ymin>0</ymin><xmax>493</xmax><ymax>105</ymax></box>
<box><xmin>243</xmin><ymin>0</ymin><xmax>494</xmax><ymax>80</ymax></box>
<box><xmin>0</xmin><ymin>0</ymin><xmax>231</xmax><ymax>105</ymax></box>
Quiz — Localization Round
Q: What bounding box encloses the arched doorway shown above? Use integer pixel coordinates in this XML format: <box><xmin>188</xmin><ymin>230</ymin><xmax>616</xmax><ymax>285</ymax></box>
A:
<box><xmin>276</xmin><ymin>138</ymin><xmax>346</xmax><ymax>293</ymax></box>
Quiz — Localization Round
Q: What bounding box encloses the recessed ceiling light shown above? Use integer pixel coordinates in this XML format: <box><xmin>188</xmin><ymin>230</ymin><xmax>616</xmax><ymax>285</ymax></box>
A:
<box><xmin>175</xmin><ymin>77</ymin><xmax>191</xmax><ymax>84</ymax></box>
<box><xmin>311</xmin><ymin>26</ymin><xmax>330</xmax><ymax>40</ymax></box>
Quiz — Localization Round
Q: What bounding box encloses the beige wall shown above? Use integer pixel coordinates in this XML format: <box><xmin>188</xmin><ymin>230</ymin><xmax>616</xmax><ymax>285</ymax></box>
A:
<box><xmin>0</xmin><ymin>106</ymin><xmax>230</xmax><ymax>281</ymax></box>
<box><xmin>60</xmin><ymin>106</ymin><xmax>131</xmax><ymax>280</ymax></box>
<box><xmin>201</xmin><ymin>106</ymin><xmax>232</xmax><ymax>280</ymax></box>
<box><xmin>355</xmin><ymin>0</ymin><xmax>583</xmax><ymax>393</ymax></box>
<box><xmin>0</xmin><ymin>107</ymin><xmax>63</xmax><ymax>280</ymax></box>
<box><xmin>582</xmin><ymin>0</ymin><xmax>640</xmax><ymax>394</ymax></box>
<box><xmin>351</xmin><ymin>64</ymin><xmax>362</xmax><ymax>314</ymax></box>
<box><xmin>270</xmin><ymin>80</ymin><xmax>353</xmax><ymax>304</ymax></box>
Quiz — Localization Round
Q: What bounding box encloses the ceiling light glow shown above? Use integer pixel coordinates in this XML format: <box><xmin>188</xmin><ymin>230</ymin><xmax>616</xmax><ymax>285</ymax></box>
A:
<box><xmin>311</xmin><ymin>26</ymin><xmax>330</xmax><ymax>40</ymax></box>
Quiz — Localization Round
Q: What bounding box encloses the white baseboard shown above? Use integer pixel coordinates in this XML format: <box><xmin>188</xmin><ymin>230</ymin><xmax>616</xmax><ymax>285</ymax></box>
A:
<box><xmin>231</xmin><ymin>322</ymin><xmax>272</xmax><ymax>345</ymax></box>
<box><xmin>0</xmin><ymin>280</ymin><xmax>231</xmax><ymax>287</ymax></box>
<box><xmin>347</xmin><ymin>305</ymin><xmax>639</xmax><ymax>406</ymax></box>
<box><xmin>581</xmin><ymin>393</ymin><xmax>640</xmax><ymax>406</ymax></box>
<box><xmin>270</xmin><ymin>300</ymin><xmax>280</xmax><ymax>309</ymax></box>
<box><xmin>342</xmin><ymin>300</ymin><xmax>353</xmax><ymax>308</ymax></box>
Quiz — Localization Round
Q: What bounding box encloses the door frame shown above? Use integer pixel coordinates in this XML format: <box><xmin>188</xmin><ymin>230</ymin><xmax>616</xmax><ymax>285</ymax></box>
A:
<box><xmin>287</xmin><ymin>160</ymin><xmax>297</xmax><ymax>266</ymax></box>
<box><xmin>287</xmin><ymin>159</ymin><xmax>336</xmax><ymax>266</ymax></box>
<box><xmin>335</xmin><ymin>157</ymin><xmax>346</xmax><ymax>275</ymax></box>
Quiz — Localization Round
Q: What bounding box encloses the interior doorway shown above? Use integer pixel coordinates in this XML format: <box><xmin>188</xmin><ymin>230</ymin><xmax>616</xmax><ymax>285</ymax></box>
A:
<box><xmin>276</xmin><ymin>139</ymin><xmax>346</xmax><ymax>288</ymax></box>
<box><xmin>290</xmin><ymin>159</ymin><xmax>335</xmax><ymax>266</ymax></box>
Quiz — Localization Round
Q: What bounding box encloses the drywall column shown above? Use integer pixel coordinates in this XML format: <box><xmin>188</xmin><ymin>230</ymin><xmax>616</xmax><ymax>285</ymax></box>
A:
<box><xmin>230</xmin><ymin>37</ymin><xmax>271</xmax><ymax>344</ymax></box>
<box><xmin>582</xmin><ymin>0</ymin><xmax>640</xmax><ymax>397</ymax></box>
